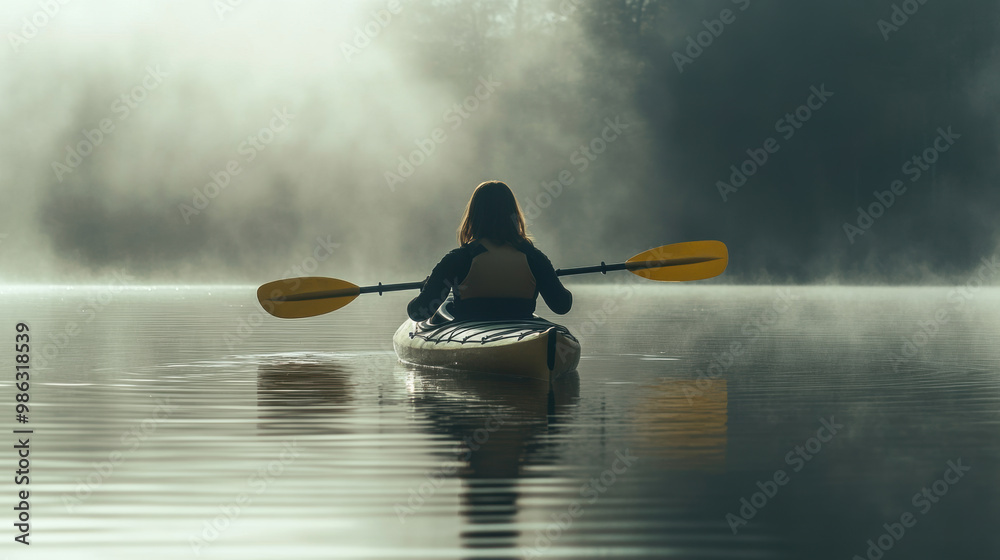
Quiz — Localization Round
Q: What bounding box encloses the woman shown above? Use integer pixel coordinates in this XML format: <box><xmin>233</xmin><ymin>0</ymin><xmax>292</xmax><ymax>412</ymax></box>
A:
<box><xmin>407</xmin><ymin>181</ymin><xmax>573</xmax><ymax>322</ymax></box>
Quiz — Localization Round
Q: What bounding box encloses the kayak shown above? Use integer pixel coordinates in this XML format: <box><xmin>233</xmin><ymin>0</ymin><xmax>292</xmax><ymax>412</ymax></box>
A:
<box><xmin>392</xmin><ymin>303</ymin><xmax>580</xmax><ymax>381</ymax></box>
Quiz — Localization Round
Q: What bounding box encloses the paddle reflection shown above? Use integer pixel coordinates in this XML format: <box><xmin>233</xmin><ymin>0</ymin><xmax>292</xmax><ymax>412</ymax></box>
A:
<box><xmin>405</xmin><ymin>367</ymin><xmax>580</xmax><ymax>559</ymax></box>
<box><xmin>256</xmin><ymin>360</ymin><xmax>356</xmax><ymax>435</ymax></box>
<box><xmin>635</xmin><ymin>378</ymin><xmax>728</xmax><ymax>471</ymax></box>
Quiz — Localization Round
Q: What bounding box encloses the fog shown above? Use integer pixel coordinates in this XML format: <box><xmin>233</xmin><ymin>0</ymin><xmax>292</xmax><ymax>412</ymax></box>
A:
<box><xmin>2</xmin><ymin>0</ymin><xmax>998</xmax><ymax>285</ymax></box>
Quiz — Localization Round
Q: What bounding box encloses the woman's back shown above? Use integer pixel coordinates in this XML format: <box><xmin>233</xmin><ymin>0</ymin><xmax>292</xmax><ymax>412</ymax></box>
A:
<box><xmin>459</xmin><ymin>239</ymin><xmax>536</xmax><ymax>300</ymax></box>
<box><xmin>406</xmin><ymin>180</ymin><xmax>572</xmax><ymax>322</ymax></box>
<box><xmin>407</xmin><ymin>238</ymin><xmax>571</xmax><ymax>321</ymax></box>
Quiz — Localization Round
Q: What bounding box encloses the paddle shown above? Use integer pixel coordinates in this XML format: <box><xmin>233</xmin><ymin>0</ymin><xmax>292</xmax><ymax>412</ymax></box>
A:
<box><xmin>257</xmin><ymin>240</ymin><xmax>727</xmax><ymax>319</ymax></box>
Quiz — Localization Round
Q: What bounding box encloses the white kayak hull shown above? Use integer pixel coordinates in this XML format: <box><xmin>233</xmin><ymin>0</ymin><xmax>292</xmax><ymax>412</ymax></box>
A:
<box><xmin>393</xmin><ymin>317</ymin><xmax>581</xmax><ymax>382</ymax></box>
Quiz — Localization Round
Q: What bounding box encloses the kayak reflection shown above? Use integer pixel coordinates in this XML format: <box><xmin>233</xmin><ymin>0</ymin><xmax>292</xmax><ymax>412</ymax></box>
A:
<box><xmin>404</xmin><ymin>366</ymin><xmax>580</xmax><ymax>559</ymax></box>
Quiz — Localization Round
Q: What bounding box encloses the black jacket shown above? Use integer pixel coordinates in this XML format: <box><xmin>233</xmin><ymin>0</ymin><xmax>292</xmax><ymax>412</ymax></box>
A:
<box><xmin>406</xmin><ymin>240</ymin><xmax>573</xmax><ymax>321</ymax></box>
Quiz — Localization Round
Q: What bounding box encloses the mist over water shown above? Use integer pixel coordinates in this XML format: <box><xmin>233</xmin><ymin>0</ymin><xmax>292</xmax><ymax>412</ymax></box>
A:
<box><xmin>2</xmin><ymin>0</ymin><xmax>999</xmax><ymax>284</ymax></box>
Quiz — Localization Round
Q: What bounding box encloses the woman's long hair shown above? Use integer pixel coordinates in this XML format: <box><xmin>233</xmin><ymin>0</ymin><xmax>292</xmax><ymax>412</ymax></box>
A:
<box><xmin>457</xmin><ymin>181</ymin><xmax>532</xmax><ymax>246</ymax></box>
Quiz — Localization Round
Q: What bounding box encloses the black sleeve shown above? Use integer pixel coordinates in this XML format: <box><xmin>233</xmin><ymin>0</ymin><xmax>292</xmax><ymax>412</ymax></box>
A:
<box><xmin>524</xmin><ymin>246</ymin><xmax>573</xmax><ymax>315</ymax></box>
<box><xmin>406</xmin><ymin>248</ymin><xmax>471</xmax><ymax>321</ymax></box>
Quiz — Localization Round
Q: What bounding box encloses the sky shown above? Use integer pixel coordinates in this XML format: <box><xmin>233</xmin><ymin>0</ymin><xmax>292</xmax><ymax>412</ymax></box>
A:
<box><xmin>1</xmin><ymin>0</ymin><xmax>998</xmax><ymax>285</ymax></box>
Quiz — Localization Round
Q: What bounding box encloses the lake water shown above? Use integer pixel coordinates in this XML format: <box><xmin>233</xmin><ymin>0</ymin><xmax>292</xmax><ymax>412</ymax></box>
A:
<box><xmin>1</xmin><ymin>284</ymin><xmax>997</xmax><ymax>559</ymax></box>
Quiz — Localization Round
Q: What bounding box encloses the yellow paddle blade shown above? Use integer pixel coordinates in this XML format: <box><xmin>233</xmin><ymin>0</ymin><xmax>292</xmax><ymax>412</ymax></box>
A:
<box><xmin>626</xmin><ymin>240</ymin><xmax>728</xmax><ymax>281</ymax></box>
<box><xmin>257</xmin><ymin>277</ymin><xmax>361</xmax><ymax>319</ymax></box>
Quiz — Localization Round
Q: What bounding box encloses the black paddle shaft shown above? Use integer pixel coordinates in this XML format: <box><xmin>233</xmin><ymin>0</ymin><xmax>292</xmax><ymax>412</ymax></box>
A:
<box><xmin>556</xmin><ymin>261</ymin><xmax>629</xmax><ymax>277</ymax></box>
<box><xmin>278</xmin><ymin>280</ymin><xmax>425</xmax><ymax>302</ymax></box>
<box><xmin>359</xmin><ymin>281</ymin><xmax>425</xmax><ymax>295</ymax></box>
<box><xmin>557</xmin><ymin>255</ymin><xmax>718</xmax><ymax>277</ymax></box>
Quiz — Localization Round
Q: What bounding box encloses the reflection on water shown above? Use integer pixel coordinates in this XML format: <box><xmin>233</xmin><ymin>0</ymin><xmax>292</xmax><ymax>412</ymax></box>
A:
<box><xmin>404</xmin><ymin>367</ymin><xmax>579</xmax><ymax>558</ymax></box>
<box><xmin>3</xmin><ymin>286</ymin><xmax>999</xmax><ymax>559</ymax></box>
<box><xmin>635</xmin><ymin>379</ymin><xmax>727</xmax><ymax>471</ymax></box>
<box><xmin>257</xmin><ymin>361</ymin><xmax>354</xmax><ymax>435</ymax></box>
